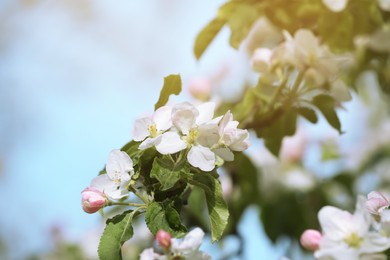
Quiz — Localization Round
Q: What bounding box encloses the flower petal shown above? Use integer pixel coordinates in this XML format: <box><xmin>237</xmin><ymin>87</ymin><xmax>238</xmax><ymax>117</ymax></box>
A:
<box><xmin>187</xmin><ymin>145</ymin><xmax>215</xmax><ymax>171</ymax></box>
<box><xmin>366</xmin><ymin>191</ymin><xmax>390</xmax><ymax>215</ymax></box>
<box><xmin>139</xmin><ymin>136</ymin><xmax>161</xmax><ymax>150</ymax></box>
<box><xmin>318</xmin><ymin>206</ymin><xmax>354</xmax><ymax>241</ymax></box>
<box><xmin>172</xmin><ymin>102</ymin><xmax>198</xmax><ymax>135</ymax></box>
<box><xmin>173</xmin><ymin>228</ymin><xmax>204</xmax><ymax>254</ymax></box>
<box><xmin>133</xmin><ymin>117</ymin><xmax>152</xmax><ymax>141</ymax></box>
<box><xmin>106</xmin><ymin>149</ymin><xmax>134</xmax><ymax>178</ymax></box>
<box><xmin>90</xmin><ymin>174</ymin><xmax>112</xmax><ymax>191</ymax></box>
<box><xmin>155</xmin><ymin>132</ymin><xmax>186</xmax><ymax>154</ymax></box>
<box><xmin>196</xmin><ymin>102</ymin><xmax>215</xmax><ymax>125</ymax></box>
<box><xmin>213</xmin><ymin>148</ymin><xmax>234</xmax><ymax>161</ymax></box>
<box><xmin>153</xmin><ymin>105</ymin><xmax>172</xmax><ymax>131</ymax></box>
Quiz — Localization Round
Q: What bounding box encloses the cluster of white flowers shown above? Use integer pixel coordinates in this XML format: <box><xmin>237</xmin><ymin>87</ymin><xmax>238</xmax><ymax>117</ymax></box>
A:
<box><xmin>140</xmin><ymin>228</ymin><xmax>211</xmax><ymax>260</ymax></box>
<box><xmin>133</xmin><ymin>101</ymin><xmax>250</xmax><ymax>172</ymax></box>
<box><xmin>301</xmin><ymin>191</ymin><xmax>390</xmax><ymax>259</ymax></box>
<box><xmin>250</xmin><ymin>28</ymin><xmax>351</xmax><ymax>102</ymax></box>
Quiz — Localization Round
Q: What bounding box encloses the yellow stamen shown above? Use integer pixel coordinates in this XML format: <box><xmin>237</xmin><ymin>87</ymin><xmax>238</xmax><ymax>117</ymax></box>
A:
<box><xmin>344</xmin><ymin>233</ymin><xmax>363</xmax><ymax>248</ymax></box>
<box><xmin>148</xmin><ymin>124</ymin><xmax>158</xmax><ymax>138</ymax></box>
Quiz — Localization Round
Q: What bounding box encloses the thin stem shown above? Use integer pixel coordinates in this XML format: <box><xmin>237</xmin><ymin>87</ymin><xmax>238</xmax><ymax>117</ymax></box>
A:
<box><xmin>290</xmin><ymin>70</ymin><xmax>306</xmax><ymax>96</ymax></box>
<box><xmin>107</xmin><ymin>201</ymin><xmax>146</xmax><ymax>207</ymax></box>
<box><xmin>129</xmin><ymin>186</ymin><xmax>149</xmax><ymax>204</ymax></box>
<box><xmin>267</xmin><ymin>73</ymin><xmax>289</xmax><ymax>110</ymax></box>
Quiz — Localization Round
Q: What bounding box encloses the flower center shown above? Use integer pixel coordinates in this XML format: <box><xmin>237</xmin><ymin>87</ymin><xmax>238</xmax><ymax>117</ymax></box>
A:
<box><xmin>112</xmin><ymin>170</ymin><xmax>122</xmax><ymax>185</ymax></box>
<box><xmin>148</xmin><ymin>124</ymin><xmax>158</xmax><ymax>138</ymax></box>
<box><xmin>344</xmin><ymin>233</ymin><xmax>363</xmax><ymax>248</ymax></box>
<box><xmin>187</xmin><ymin>128</ymin><xmax>198</xmax><ymax>144</ymax></box>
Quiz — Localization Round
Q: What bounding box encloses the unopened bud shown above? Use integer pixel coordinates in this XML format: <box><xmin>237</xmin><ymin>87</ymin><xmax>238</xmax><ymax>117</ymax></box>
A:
<box><xmin>188</xmin><ymin>77</ymin><xmax>212</xmax><ymax>101</ymax></box>
<box><xmin>300</xmin><ymin>229</ymin><xmax>322</xmax><ymax>251</ymax></box>
<box><xmin>366</xmin><ymin>191</ymin><xmax>390</xmax><ymax>215</ymax></box>
<box><xmin>81</xmin><ymin>187</ymin><xmax>106</xmax><ymax>214</ymax></box>
<box><xmin>156</xmin><ymin>230</ymin><xmax>172</xmax><ymax>249</ymax></box>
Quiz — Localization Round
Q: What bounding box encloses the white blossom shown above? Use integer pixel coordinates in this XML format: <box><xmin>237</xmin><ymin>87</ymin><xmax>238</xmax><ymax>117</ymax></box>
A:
<box><xmin>139</xmin><ymin>228</ymin><xmax>210</xmax><ymax>260</ymax></box>
<box><xmin>171</xmin><ymin>102</ymin><xmax>219</xmax><ymax>171</ymax></box>
<box><xmin>213</xmin><ymin>111</ymin><xmax>250</xmax><ymax>162</ymax></box>
<box><xmin>90</xmin><ymin>149</ymin><xmax>134</xmax><ymax>200</ymax></box>
<box><xmin>315</xmin><ymin>198</ymin><xmax>390</xmax><ymax>260</ymax></box>
<box><xmin>133</xmin><ymin>106</ymin><xmax>185</xmax><ymax>154</ymax></box>
<box><xmin>171</xmin><ymin>228</ymin><xmax>211</xmax><ymax>260</ymax></box>
<box><xmin>283</xmin><ymin>29</ymin><xmax>339</xmax><ymax>86</ymax></box>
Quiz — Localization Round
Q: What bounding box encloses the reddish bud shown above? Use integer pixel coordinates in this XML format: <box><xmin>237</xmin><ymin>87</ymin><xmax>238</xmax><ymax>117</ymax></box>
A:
<box><xmin>81</xmin><ymin>187</ymin><xmax>106</xmax><ymax>214</ymax></box>
<box><xmin>156</xmin><ymin>230</ymin><xmax>172</xmax><ymax>249</ymax></box>
<box><xmin>300</xmin><ymin>229</ymin><xmax>322</xmax><ymax>251</ymax></box>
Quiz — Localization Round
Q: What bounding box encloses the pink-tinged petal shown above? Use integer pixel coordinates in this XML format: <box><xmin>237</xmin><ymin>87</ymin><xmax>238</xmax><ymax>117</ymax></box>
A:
<box><xmin>153</xmin><ymin>105</ymin><xmax>172</xmax><ymax>131</ymax></box>
<box><xmin>366</xmin><ymin>191</ymin><xmax>390</xmax><ymax>215</ymax></box>
<box><xmin>213</xmin><ymin>148</ymin><xmax>234</xmax><ymax>161</ymax></box>
<box><xmin>81</xmin><ymin>187</ymin><xmax>106</xmax><ymax>214</ymax></box>
<box><xmin>300</xmin><ymin>229</ymin><xmax>322</xmax><ymax>251</ymax></box>
<box><xmin>322</xmin><ymin>0</ymin><xmax>348</xmax><ymax>12</ymax></box>
<box><xmin>172</xmin><ymin>102</ymin><xmax>198</xmax><ymax>135</ymax></box>
<box><xmin>187</xmin><ymin>145</ymin><xmax>215</xmax><ymax>172</ymax></box>
<box><xmin>196</xmin><ymin>102</ymin><xmax>215</xmax><ymax>125</ymax></box>
<box><xmin>155</xmin><ymin>132</ymin><xmax>186</xmax><ymax>154</ymax></box>
<box><xmin>133</xmin><ymin>118</ymin><xmax>152</xmax><ymax>141</ymax></box>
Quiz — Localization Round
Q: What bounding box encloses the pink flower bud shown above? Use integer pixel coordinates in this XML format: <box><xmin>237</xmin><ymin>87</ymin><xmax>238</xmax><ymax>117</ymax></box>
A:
<box><xmin>188</xmin><ymin>77</ymin><xmax>212</xmax><ymax>101</ymax></box>
<box><xmin>156</xmin><ymin>230</ymin><xmax>171</xmax><ymax>249</ymax></box>
<box><xmin>300</xmin><ymin>229</ymin><xmax>322</xmax><ymax>251</ymax></box>
<box><xmin>366</xmin><ymin>191</ymin><xmax>390</xmax><ymax>215</ymax></box>
<box><xmin>81</xmin><ymin>187</ymin><xmax>106</xmax><ymax>214</ymax></box>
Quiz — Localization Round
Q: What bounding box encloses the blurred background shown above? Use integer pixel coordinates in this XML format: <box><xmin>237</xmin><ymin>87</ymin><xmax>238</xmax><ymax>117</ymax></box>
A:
<box><xmin>1</xmin><ymin>0</ymin><xmax>390</xmax><ymax>260</ymax></box>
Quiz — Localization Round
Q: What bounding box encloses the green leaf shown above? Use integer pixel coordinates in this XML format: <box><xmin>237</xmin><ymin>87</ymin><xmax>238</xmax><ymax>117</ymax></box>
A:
<box><xmin>121</xmin><ymin>140</ymin><xmax>141</xmax><ymax>159</ymax></box>
<box><xmin>226</xmin><ymin>4</ymin><xmax>259</xmax><ymax>49</ymax></box>
<box><xmin>98</xmin><ymin>210</ymin><xmax>139</xmax><ymax>260</ymax></box>
<box><xmin>312</xmin><ymin>95</ymin><xmax>342</xmax><ymax>133</ymax></box>
<box><xmin>258</xmin><ymin>109</ymin><xmax>297</xmax><ymax>156</ymax></box>
<box><xmin>189</xmin><ymin>171</ymin><xmax>229</xmax><ymax>242</ymax></box>
<box><xmin>154</xmin><ymin>74</ymin><xmax>182</xmax><ymax>110</ymax></box>
<box><xmin>151</xmin><ymin>157</ymin><xmax>190</xmax><ymax>191</ymax></box>
<box><xmin>297</xmin><ymin>107</ymin><xmax>318</xmax><ymax>123</ymax></box>
<box><xmin>145</xmin><ymin>201</ymin><xmax>187</xmax><ymax>237</ymax></box>
<box><xmin>194</xmin><ymin>18</ymin><xmax>225</xmax><ymax>60</ymax></box>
